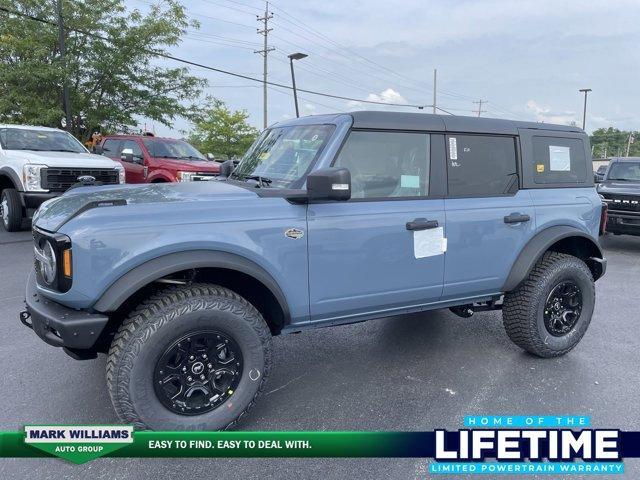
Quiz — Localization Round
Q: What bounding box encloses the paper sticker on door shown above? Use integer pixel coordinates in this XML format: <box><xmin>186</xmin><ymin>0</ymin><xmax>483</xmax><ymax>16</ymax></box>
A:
<box><xmin>414</xmin><ymin>227</ymin><xmax>447</xmax><ymax>259</ymax></box>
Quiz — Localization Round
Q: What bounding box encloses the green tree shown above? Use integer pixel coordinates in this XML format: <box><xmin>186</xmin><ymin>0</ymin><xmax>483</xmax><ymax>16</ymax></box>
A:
<box><xmin>590</xmin><ymin>127</ymin><xmax>640</xmax><ymax>158</ymax></box>
<box><xmin>188</xmin><ymin>98</ymin><xmax>259</xmax><ymax>159</ymax></box>
<box><xmin>0</xmin><ymin>0</ymin><xmax>206</xmax><ymax>139</ymax></box>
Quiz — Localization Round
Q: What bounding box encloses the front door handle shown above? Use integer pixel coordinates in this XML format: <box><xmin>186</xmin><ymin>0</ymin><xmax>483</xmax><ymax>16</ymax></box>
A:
<box><xmin>406</xmin><ymin>218</ymin><xmax>439</xmax><ymax>231</ymax></box>
<box><xmin>504</xmin><ymin>213</ymin><xmax>531</xmax><ymax>224</ymax></box>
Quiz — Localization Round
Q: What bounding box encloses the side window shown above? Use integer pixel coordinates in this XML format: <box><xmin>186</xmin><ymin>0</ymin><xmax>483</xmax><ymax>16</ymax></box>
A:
<box><xmin>334</xmin><ymin>131</ymin><xmax>430</xmax><ymax>199</ymax></box>
<box><xmin>446</xmin><ymin>135</ymin><xmax>517</xmax><ymax>197</ymax></box>
<box><xmin>120</xmin><ymin>140</ymin><xmax>143</xmax><ymax>158</ymax></box>
<box><xmin>532</xmin><ymin>136</ymin><xmax>587</xmax><ymax>184</ymax></box>
<box><xmin>102</xmin><ymin>139</ymin><xmax>120</xmax><ymax>155</ymax></box>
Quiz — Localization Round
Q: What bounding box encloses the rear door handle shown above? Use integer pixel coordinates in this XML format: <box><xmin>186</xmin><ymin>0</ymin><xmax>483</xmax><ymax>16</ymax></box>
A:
<box><xmin>406</xmin><ymin>218</ymin><xmax>439</xmax><ymax>231</ymax></box>
<box><xmin>504</xmin><ymin>213</ymin><xmax>531</xmax><ymax>224</ymax></box>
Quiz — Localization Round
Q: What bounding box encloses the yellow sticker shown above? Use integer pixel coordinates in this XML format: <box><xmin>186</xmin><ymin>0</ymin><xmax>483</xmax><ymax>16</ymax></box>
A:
<box><xmin>37</xmin><ymin>134</ymin><xmax>48</xmax><ymax>138</ymax></box>
<box><xmin>258</xmin><ymin>152</ymin><xmax>270</xmax><ymax>160</ymax></box>
<box><xmin>536</xmin><ymin>164</ymin><xmax>545</xmax><ymax>173</ymax></box>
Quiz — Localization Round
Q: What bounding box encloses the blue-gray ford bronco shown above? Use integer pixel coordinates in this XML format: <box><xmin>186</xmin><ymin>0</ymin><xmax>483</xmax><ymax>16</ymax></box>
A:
<box><xmin>21</xmin><ymin>112</ymin><xmax>607</xmax><ymax>430</ymax></box>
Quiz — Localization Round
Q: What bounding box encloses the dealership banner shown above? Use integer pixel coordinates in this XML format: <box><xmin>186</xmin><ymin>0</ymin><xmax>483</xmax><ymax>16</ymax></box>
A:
<box><xmin>1</xmin><ymin>417</ymin><xmax>639</xmax><ymax>472</ymax></box>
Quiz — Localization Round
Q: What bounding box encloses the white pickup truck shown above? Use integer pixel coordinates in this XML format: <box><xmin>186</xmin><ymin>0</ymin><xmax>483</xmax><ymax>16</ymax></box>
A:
<box><xmin>0</xmin><ymin>125</ymin><xmax>124</xmax><ymax>231</ymax></box>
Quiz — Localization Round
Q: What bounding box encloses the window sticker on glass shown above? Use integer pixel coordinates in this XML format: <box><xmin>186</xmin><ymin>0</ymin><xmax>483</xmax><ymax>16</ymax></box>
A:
<box><xmin>400</xmin><ymin>175</ymin><xmax>420</xmax><ymax>188</ymax></box>
<box><xmin>549</xmin><ymin>145</ymin><xmax>571</xmax><ymax>171</ymax></box>
<box><xmin>449</xmin><ymin>137</ymin><xmax>458</xmax><ymax>160</ymax></box>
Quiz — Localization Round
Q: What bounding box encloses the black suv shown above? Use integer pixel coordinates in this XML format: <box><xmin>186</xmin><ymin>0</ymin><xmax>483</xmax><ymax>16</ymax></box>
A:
<box><xmin>598</xmin><ymin>157</ymin><xmax>640</xmax><ymax>236</ymax></box>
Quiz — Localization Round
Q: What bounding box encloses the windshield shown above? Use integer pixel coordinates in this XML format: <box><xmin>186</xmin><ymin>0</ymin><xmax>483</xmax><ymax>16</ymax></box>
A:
<box><xmin>0</xmin><ymin>128</ymin><xmax>86</xmax><ymax>153</ymax></box>
<box><xmin>607</xmin><ymin>162</ymin><xmax>640</xmax><ymax>181</ymax></box>
<box><xmin>231</xmin><ymin>124</ymin><xmax>334</xmax><ymax>188</ymax></box>
<box><xmin>142</xmin><ymin>138</ymin><xmax>205</xmax><ymax>160</ymax></box>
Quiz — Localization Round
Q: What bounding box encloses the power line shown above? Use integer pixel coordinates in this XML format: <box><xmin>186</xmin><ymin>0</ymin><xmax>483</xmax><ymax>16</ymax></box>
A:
<box><xmin>0</xmin><ymin>5</ymin><xmax>428</xmax><ymax>111</ymax></box>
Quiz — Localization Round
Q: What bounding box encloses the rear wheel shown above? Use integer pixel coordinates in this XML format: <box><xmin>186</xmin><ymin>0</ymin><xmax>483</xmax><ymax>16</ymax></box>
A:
<box><xmin>502</xmin><ymin>252</ymin><xmax>595</xmax><ymax>358</ymax></box>
<box><xmin>106</xmin><ymin>284</ymin><xmax>272</xmax><ymax>430</ymax></box>
<box><xmin>1</xmin><ymin>189</ymin><xmax>23</xmax><ymax>232</ymax></box>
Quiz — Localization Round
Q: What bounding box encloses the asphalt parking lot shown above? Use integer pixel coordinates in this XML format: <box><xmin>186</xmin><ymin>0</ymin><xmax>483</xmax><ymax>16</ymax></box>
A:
<box><xmin>1</xmin><ymin>225</ymin><xmax>639</xmax><ymax>479</ymax></box>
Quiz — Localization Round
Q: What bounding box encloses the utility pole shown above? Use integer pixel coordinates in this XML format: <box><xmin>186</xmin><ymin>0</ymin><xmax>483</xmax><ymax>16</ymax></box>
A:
<box><xmin>432</xmin><ymin>69</ymin><xmax>437</xmax><ymax>114</ymax></box>
<box><xmin>473</xmin><ymin>99</ymin><xmax>486</xmax><ymax>117</ymax></box>
<box><xmin>579</xmin><ymin>88</ymin><xmax>592</xmax><ymax>131</ymax></box>
<box><xmin>255</xmin><ymin>1</ymin><xmax>274</xmax><ymax>129</ymax></box>
<box><xmin>626</xmin><ymin>133</ymin><xmax>635</xmax><ymax>157</ymax></box>
<box><xmin>56</xmin><ymin>0</ymin><xmax>72</xmax><ymax>132</ymax></box>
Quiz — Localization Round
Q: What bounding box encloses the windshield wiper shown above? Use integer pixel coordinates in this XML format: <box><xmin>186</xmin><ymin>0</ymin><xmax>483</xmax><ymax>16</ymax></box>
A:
<box><xmin>243</xmin><ymin>175</ymin><xmax>273</xmax><ymax>187</ymax></box>
<box><xmin>180</xmin><ymin>155</ymin><xmax>204</xmax><ymax>160</ymax></box>
<box><xmin>47</xmin><ymin>149</ymin><xmax>81</xmax><ymax>153</ymax></box>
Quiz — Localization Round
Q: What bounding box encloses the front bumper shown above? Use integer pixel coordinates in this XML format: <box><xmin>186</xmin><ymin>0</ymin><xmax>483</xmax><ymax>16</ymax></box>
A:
<box><xmin>20</xmin><ymin>271</ymin><xmax>108</xmax><ymax>354</ymax></box>
<box><xmin>606</xmin><ymin>210</ymin><xmax>640</xmax><ymax>236</ymax></box>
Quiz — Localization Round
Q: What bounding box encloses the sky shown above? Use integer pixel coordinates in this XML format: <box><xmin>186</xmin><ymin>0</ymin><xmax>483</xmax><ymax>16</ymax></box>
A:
<box><xmin>130</xmin><ymin>0</ymin><xmax>640</xmax><ymax>137</ymax></box>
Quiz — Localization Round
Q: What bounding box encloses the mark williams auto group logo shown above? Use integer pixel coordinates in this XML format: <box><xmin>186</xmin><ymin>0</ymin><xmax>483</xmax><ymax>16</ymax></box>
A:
<box><xmin>24</xmin><ymin>425</ymin><xmax>133</xmax><ymax>464</ymax></box>
<box><xmin>430</xmin><ymin>416</ymin><xmax>624</xmax><ymax>475</ymax></box>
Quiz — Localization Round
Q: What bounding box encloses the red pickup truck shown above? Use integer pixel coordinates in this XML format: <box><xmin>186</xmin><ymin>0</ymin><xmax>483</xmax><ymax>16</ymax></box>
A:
<box><xmin>98</xmin><ymin>134</ymin><xmax>220</xmax><ymax>183</ymax></box>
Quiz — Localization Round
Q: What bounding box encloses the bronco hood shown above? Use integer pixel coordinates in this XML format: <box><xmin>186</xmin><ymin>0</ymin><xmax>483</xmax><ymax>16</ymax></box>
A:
<box><xmin>32</xmin><ymin>180</ymin><xmax>256</xmax><ymax>232</ymax></box>
<box><xmin>598</xmin><ymin>181</ymin><xmax>640</xmax><ymax>196</ymax></box>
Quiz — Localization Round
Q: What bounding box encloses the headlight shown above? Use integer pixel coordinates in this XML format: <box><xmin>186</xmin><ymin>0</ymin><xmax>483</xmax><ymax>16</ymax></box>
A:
<box><xmin>33</xmin><ymin>229</ymin><xmax>73</xmax><ymax>292</ymax></box>
<box><xmin>23</xmin><ymin>164</ymin><xmax>46</xmax><ymax>192</ymax></box>
<box><xmin>177</xmin><ymin>171</ymin><xmax>195</xmax><ymax>182</ymax></box>
<box><xmin>116</xmin><ymin>165</ymin><xmax>125</xmax><ymax>184</ymax></box>
<box><xmin>34</xmin><ymin>238</ymin><xmax>57</xmax><ymax>285</ymax></box>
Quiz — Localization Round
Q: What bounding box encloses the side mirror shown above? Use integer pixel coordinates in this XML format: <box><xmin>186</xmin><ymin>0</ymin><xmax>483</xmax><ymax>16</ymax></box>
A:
<box><xmin>306</xmin><ymin>168</ymin><xmax>351</xmax><ymax>201</ymax></box>
<box><xmin>121</xmin><ymin>148</ymin><xmax>134</xmax><ymax>163</ymax></box>
<box><xmin>206</xmin><ymin>153</ymin><xmax>215</xmax><ymax>161</ymax></box>
<box><xmin>219</xmin><ymin>159</ymin><xmax>237</xmax><ymax>178</ymax></box>
<box><xmin>93</xmin><ymin>145</ymin><xmax>104</xmax><ymax>155</ymax></box>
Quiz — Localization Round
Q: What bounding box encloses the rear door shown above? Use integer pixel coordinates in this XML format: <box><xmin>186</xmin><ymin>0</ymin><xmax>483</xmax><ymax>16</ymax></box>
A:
<box><xmin>307</xmin><ymin>130</ymin><xmax>447</xmax><ymax>322</ymax></box>
<box><xmin>443</xmin><ymin>134</ymin><xmax>535</xmax><ymax>299</ymax></box>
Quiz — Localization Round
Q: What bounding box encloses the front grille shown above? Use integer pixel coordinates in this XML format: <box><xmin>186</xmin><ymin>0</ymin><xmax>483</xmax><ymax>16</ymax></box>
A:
<box><xmin>41</xmin><ymin>168</ymin><xmax>119</xmax><ymax>192</ymax></box>
<box><xmin>191</xmin><ymin>173</ymin><xmax>218</xmax><ymax>181</ymax></box>
<box><xmin>602</xmin><ymin>194</ymin><xmax>640</xmax><ymax>213</ymax></box>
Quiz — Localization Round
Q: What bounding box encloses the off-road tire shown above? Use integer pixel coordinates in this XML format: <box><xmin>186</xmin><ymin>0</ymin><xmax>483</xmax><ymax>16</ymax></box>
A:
<box><xmin>106</xmin><ymin>284</ymin><xmax>272</xmax><ymax>430</ymax></box>
<box><xmin>503</xmin><ymin>252</ymin><xmax>595</xmax><ymax>358</ymax></box>
<box><xmin>1</xmin><ymin>189</ymin><xmax>23</xmax><ymax>232</ymax></box>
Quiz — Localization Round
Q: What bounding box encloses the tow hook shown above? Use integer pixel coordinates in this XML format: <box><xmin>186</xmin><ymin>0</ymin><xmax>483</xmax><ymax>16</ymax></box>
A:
<box><xmin>450</xmin><ymin>305</ymin><xmax>474</xmax><ymax>318</ymax></box>
<box><xmin>20</xmin><ymin>310</ymin><xmax>33</xmax><ymax>329</ymax></box>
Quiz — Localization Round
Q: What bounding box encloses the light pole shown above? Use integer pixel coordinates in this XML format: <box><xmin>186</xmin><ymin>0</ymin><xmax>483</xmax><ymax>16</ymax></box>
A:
<box><xmin>579</xmin><ymin>88</ymin><xmax>592</xmax><ymax>131</ymax></box>
<box><xmin>288</xmin><ymin>52</ymin><xmax>308</xmax><ymax>117</ymax></box>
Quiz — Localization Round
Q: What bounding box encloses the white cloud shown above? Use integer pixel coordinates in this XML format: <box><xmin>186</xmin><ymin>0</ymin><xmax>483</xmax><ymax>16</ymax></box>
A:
<box><xmin>347</xmin><ymin>88</ymin><xmax>407</xmax><ymax>111</ymax></box>
<box><xmin>525</xmin><ymin>100</ymin><xmax>577</xmax><ymax>125</ymax></box>
<box><xmin>366</xmin><ymin>88</ymin><xmax>407</xmax><ymax>104</ymax></box>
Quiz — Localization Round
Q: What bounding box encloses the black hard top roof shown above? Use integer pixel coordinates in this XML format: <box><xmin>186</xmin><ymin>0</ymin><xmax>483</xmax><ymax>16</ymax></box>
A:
<box><xmin>349</xmin><ymin>111</ymin><xmax>584</xmax><ymax>134</ymax></box>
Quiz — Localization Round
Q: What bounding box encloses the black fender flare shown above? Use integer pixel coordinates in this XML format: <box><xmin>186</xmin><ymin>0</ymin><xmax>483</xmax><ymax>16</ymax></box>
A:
<box><xmin>92</xmin><ymin>250</ymin><xmax>291</xmax><ymax>323</ymax></box>
<box><xmin>502</xmin><ymin>226</ymin><xmax>604</xmax><ymax>292</ymax></box>
<box><xmin>0</xmin><ymin>167</ymin><xmax>23</xmax><ymax>191</ymax></box>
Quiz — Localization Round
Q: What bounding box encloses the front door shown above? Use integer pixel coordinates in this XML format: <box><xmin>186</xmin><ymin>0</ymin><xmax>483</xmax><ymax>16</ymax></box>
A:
<box><xmin>307</xmin><ymin>130</ymin><xmax>446</xmax><ymax>322</ymax></box>
<box><xmin>118</xmin><ymin>139</ymin><xmax>147</xmax><ymax>183</ymax></box>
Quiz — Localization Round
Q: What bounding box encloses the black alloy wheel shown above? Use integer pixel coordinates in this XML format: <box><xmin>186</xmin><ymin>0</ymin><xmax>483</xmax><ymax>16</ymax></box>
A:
<box><xmin>543</xmin><ymin>281</ymin><xmax>583</xmax><ymax>337</ymax></box>
<box><xmin>153</xmin><ymin>330</ymin><xmax>243</xmax><ymax>415</ymax></box>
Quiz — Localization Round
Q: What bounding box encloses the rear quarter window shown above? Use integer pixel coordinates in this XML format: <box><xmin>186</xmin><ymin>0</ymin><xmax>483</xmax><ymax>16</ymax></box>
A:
<box><xmin>532</xmin><ymin>136</ymin><xmax>587</xmax><ymax>184</ymax></box>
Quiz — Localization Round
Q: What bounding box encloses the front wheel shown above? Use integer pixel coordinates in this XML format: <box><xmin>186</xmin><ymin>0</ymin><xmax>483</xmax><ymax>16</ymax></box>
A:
<box><xmin>1</xmin><ymin>189</ymin><xmax>23</xmax><ymax>232</ymax></box>
<box><xmin>106</xmin><ymin>284</ymin><xmax>272</xmax><ymax>430</ymax></box>
<box><xmin>502</xmin><ymin>252</ymin><xmax>595</xmax><ymax>358</ymax></box>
